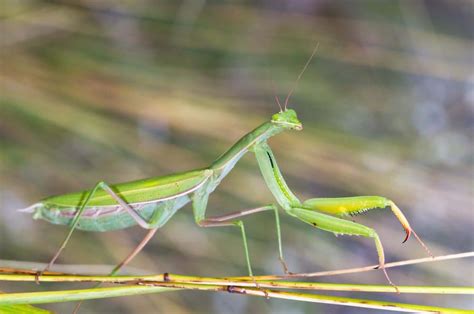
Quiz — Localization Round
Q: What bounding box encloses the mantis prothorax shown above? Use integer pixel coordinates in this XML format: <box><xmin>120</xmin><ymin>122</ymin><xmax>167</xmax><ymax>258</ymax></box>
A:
<box><xmin>19</xmin><ymin>47</ymin><xmax>432</xmax><ymax>293</ymax></box>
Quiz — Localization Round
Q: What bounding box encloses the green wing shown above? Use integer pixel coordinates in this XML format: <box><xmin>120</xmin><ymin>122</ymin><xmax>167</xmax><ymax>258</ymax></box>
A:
<box><xmin>42</xmin><ymin>169</ymin><xmax>211</xmax><ymax>207</ymax></box>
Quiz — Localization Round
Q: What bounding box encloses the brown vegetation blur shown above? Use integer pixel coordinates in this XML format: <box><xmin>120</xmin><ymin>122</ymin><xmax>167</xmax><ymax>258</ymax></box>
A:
<box><xmin>1</xmin><ymin>1</ymin><xmax>473</xmax><ymax>313</ymax></box>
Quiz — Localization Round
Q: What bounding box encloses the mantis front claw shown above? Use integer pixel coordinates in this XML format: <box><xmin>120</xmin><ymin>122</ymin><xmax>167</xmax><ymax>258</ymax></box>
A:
<box><xmin>388</xmin><ymin>201</ymin><xmax>433</xmax><ymax>257</ymax></box>
<box><xmin>387</xmin><ymin>200</ymin><xmax>412</xmax><ymax>243</ymax></box>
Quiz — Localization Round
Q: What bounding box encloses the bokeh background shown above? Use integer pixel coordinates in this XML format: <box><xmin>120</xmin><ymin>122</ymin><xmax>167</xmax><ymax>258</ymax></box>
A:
<box><xmin>1</xmin><ymin>1</ymin><xmax>473</xmax><ymax>313</ymax></box>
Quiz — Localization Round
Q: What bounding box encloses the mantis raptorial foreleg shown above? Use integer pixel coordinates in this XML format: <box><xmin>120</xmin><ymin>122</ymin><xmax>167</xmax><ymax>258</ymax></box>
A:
<box><xmin>288</xmin><ymin>207</ymin><xmax>394</xmax><ymax>287</ymax></box>
<box><xmin>302</xmin><ymin>197</ymin><xmax>433</xmax><ymax>256</ymax></box>
<box><xmin>253</xmin><ymin>140</ymin><xmax>432</xmax><ymax>286</ymax></box>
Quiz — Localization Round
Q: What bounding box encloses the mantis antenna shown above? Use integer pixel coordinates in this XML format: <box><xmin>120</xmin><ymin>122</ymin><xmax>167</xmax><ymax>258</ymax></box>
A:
<box><xmin>267</xmin><ymin>71</ymin><xmax>283</xmax><ymax>112</ymax></box>
<box><xmin>275</xmin><ymin>95</ymin><xmax>283</xmax><ymax>112</ymax></box>
<box><xmin>284</xmin><ymin>42</ymin><xmax>320</xmax><ymax>110</ymax></box>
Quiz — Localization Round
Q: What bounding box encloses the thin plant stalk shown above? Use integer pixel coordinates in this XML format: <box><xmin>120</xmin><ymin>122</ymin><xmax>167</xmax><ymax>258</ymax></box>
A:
<box><xmin>1</xmin><ymin>273</ymin><xmax>473</xmax><ymax>295</ymax></box>
<box><xmin>0</xmin><ymin>284</ymin><xmax>471</xmax><ymax>313</ymax></box>
<box><xmin>232</xmin><ymin>252</ymin><xmax>474</xmax><ymax>281</ymax></box>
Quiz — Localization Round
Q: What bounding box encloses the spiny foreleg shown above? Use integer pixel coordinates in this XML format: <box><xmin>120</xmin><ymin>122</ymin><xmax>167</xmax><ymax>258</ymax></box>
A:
<box><xmin>288</xmin><ymin>207</ymin><xmax>398</xmax><ymax>291</ymax></box>
<box><xmin>302</xmin><ymin>196</ymin><xmax>432</xmax><ymax>257</ymax></box>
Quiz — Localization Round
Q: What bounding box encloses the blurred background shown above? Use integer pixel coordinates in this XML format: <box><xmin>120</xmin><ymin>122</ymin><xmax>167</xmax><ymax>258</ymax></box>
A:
<box><xmin>1</xmin><ymin>0</ymin><xmax>473</xmax><ymax>313</ymax></box>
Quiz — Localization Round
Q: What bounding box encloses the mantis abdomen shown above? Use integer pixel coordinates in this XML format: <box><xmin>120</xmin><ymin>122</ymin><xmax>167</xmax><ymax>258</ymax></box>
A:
<box><xmin>28</xmin><ymin>194</ymin><xmax>192</xmax><ymax>232</ymax></box>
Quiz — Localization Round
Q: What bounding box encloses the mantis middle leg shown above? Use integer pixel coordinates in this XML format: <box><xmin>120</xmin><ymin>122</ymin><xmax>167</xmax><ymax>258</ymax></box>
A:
<box><xmin>192</xmin><ymin>190</ymin><xmax>284</xmax><ymax>276</ymax></box>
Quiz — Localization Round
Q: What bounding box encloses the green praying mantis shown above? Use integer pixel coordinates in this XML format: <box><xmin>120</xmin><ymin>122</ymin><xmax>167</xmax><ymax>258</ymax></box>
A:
<box><xmin>19</xmin><ymin>47</ymin><xmax>432</xmax><ymax>291</ymax></box>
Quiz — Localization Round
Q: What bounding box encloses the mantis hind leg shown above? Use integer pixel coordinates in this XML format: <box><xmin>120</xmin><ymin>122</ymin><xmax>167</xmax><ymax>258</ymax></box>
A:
<box><xmin>109</xmin><ymin>228</ymin><xmax>159</xmax><ymax>276</ymax></box>
<box><xmin>71</xmin><ymin>204</ymin><xmax>167</xmax><ymax>313</ymax></box>
<box><xmin>40</xmin><ymin>181</ymin><xmax>160</xmax><ymax>276</ymax></box>
<box><xmin>288</xmin><ymin>207</ymin><xmax>397</xmax><ymax>290</ymax></box>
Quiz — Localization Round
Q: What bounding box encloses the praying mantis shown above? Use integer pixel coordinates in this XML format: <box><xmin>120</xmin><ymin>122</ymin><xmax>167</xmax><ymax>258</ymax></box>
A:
<box><xmin>19</xmin><ymin>47</ymin><xmax>432</xmax><ymax>291</ymax></box>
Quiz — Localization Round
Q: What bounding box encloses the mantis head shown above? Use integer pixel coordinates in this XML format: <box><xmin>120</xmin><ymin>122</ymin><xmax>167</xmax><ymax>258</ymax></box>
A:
<box><xmin>271</xmin><ymin>109</ymin><xmax>303</xmax><ymax>131</ymax></box>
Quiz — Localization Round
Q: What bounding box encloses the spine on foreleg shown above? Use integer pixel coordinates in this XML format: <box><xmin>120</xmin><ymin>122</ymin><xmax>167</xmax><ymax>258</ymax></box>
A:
<box><xmin>302</xmin><ymin>196</ymin><xmax>389</xmax><ymax>216</ymax></box>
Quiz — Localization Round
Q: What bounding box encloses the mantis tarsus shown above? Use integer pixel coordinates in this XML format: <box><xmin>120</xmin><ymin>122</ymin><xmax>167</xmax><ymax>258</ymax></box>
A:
<box><xmin>20</xmin><ymin>47</ymin><xmax>432</xmax><ymax>294</ymax></box>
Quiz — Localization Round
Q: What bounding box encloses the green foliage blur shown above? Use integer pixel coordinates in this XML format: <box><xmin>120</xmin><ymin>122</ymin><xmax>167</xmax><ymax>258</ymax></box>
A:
<box><xmin>1</xmin><ymin>1</ymin><xmax>473</xmax><ymax>313</ymax></box>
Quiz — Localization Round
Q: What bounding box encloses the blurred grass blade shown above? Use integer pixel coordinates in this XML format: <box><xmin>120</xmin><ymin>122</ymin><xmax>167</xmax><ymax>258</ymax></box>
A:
<box><xmin>0</xmin><ymin>286</ymin><xmax>178</xmax><ymax>305</ymax></box>
<box><xmin>0</xmin><ymin>305</ymin><xmax>52</xmax><ymax>314</ymax></box>
<box><xmin>0</xmin><ymin>284</ymin><xmax>471</xmax><ymax>313</ymax></box>
<box><xmin>0</xmin><ymin>292</ymin><xmax>51</xmax><ymax>314</ymax></box>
